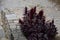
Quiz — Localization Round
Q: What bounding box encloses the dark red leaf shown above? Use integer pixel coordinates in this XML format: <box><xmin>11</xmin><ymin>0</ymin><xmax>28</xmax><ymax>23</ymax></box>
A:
<box><xmin>19</xmin><ymin>19</ymin><xmax>24</xmax><ymax>24</ymax></box>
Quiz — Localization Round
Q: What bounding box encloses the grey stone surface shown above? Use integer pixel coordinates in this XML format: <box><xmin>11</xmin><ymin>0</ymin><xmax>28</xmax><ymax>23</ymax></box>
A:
<box><xmin>0</xmin><ymin>0</ymin><xmax>60</xmax><ymax>40</ymax></box>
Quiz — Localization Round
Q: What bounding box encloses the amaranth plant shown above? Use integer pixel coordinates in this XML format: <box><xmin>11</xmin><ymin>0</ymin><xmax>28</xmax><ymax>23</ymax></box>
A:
<box><xmin>19</xmin><ymin>7</ymin><xmax>57</xmax><ymax>40</ymax></box>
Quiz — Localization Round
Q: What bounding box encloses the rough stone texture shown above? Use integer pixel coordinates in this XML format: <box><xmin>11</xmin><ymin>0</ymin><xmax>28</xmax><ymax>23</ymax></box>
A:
<box><xmin>0</xmin><ymin>0</ymin><xmax>60</xmax><ymax>40</ymax></box>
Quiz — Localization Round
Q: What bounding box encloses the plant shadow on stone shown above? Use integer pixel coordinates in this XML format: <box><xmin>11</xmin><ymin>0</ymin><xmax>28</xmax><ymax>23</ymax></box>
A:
<box><xmin>19</xmin><ymin>7</ymin><xmax>58</xmax><ymax>40</ymax></box>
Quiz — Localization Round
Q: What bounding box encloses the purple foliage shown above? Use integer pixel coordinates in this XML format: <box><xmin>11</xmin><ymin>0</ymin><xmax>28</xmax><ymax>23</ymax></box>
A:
<box><xmin>19</xmin><ymin>7</ymin><xmax>57</xmax><ymax>40</ymax></box>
